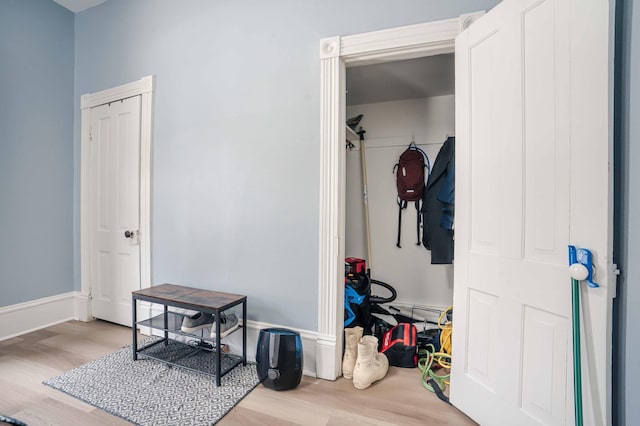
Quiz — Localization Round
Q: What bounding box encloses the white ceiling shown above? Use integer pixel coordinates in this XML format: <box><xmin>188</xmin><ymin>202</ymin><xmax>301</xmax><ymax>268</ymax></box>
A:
<box><xmin>53</xmin><ymin>0</ymin><xmax>106</xmax><ymax>13</ymax></box>
<box><xmin>346</xmin><ymin>54</ymin><xmax>455</xmax><ymax>106</ymax></box>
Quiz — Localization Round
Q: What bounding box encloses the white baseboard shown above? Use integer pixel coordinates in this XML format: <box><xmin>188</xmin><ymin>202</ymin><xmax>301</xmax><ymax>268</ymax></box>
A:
<box><xmin>0</xmin><ymin>292</ymin><xmax>79</xmax><ymax>341</ymax></box>
<box><xmin>136</xmin><ymin>304</ymin><xmax>319</xmax><ymax>377</ymax></box>
<box><xmin>315</xmin><ymin>335</ymin><xmax>340</xmax><ymax>380</ymax></box>
<box><xmin>1</xmin><ymin>295</ymin><xmax>322</xmax><ymax>378</ymax></box>
<box><xmin>225</xmin><ymin>320</ymin><xmax>318</xmax><ymax>378</ymax></box>
<box><xmin>74</xmin><ymin>291</ymin><xmax>92</xmax><ymax>322</ymax></box>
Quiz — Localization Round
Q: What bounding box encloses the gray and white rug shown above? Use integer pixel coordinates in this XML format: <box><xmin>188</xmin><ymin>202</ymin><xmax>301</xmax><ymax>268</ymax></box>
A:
<box><xmin>43</xmin><ymin>339</ymin><xmax>260</xmax><ymax>425</ymax></box>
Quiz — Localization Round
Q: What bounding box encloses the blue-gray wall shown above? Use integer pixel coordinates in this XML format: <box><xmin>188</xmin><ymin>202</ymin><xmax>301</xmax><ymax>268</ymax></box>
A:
<box><xmin>615</xmin><ymin>0</ymin><xmax>638</xmax><ymax>424</ymax></box>
<box><xmin>73</xmin><ymin>0</ymin><xmax>501</xmax><ymax>331</ymax></box>
<box><xmin>3</xmin><ymin>1</ymin><xmax>636</xmax><ymax>423</ymax></box>
<box><xmin>0</xmin><ymin>0</ymin><xmax>74</xmax><ymax>306</ymax></box>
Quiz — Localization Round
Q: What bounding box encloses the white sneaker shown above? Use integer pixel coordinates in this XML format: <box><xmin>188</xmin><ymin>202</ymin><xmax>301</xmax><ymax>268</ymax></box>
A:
<box><xmin>181</xmin><ymin>312</ymin><xmax>214</xmax><ymax>333</ymax></box>
<box><xmin>210</xmin><ymin>313</ymin><xmax>240</xmax><ymax>339</ymax></box>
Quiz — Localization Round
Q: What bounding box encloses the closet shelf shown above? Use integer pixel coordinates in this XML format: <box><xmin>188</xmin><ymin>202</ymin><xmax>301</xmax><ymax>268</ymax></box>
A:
<box><xmin>346</xmin><ymin>125</ymin><xmax>359</xmax><ymax>141</ymax></box>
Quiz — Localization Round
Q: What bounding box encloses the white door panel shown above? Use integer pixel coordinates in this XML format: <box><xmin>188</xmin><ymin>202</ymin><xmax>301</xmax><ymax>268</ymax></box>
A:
<box><xmin>90</xmin><ymin>96</ymin><xmax>142</xmax><ymax>326</ymax></box>
<box><xmin>452</xmin><ymin>0</ymin><xmax>612</xmax><ymax>425</ymax></box>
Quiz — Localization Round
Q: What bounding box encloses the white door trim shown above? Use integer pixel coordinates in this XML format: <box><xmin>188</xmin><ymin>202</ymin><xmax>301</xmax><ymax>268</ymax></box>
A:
<box><xmin>316</xmin><ymin>14</ymin><xmax>483</xmax><ymax>380</ymax></box>
<box><xmin>79</xmin><ymin>75</ymin><xmax>155</xmax><ymax>321</ymax></box>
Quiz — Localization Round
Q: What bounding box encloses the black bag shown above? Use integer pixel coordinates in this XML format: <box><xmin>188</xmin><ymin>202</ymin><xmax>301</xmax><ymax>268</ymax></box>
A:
<box><xmin>393</xmin><ymin>143</ymin><xmax>430</xmax><ymax>248</ymax></box>
<box><xmin>380</xmin><ymin>323</ymin><xmax>418</xmax><ymax>368</ymax></box>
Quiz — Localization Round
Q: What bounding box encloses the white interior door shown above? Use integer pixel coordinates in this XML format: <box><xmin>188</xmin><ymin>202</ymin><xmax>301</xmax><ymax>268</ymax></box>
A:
<box><xmin>90</xmin><ymin>96</ymin><xmax>142</xmax><ymax>326</ymax></box>
<box><xmin>451</xmin><ymin>0</ymin><xmax>613</xmax><ymax>425</ymax></box>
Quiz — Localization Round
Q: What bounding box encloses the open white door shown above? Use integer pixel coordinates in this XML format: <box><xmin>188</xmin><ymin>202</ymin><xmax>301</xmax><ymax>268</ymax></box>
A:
<box><xmin>451</xmin><ymin>0</ymin><xmax>613</xmax><ymax>425</ymax></box>
<box><xmin>90</xmin><ymin>96</ymin><xmax>142</xmax><ymax>326</ymax></box>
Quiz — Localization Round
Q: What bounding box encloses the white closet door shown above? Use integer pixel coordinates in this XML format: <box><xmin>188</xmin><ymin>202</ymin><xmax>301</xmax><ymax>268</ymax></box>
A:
<box><xmin>90</xmin><ymin>96</ymin><xmax>142</xmax><ymax>326</ymax></box>
<box><xmin>452</xmin><ymin>0</ymin><xmax>613</xmax><ymax>425</ymax></box>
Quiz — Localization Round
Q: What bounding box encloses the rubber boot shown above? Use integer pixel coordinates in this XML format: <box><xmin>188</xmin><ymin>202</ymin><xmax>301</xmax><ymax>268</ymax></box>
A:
<box><xmin>342</xmin><ymin>326</ymin><xmax>363</xmax><ymax>379</ymax></box>
<box><xmin>352</xmin><ymin>335</ymin><xmax>389</xmax><ymax>389</ymax></box>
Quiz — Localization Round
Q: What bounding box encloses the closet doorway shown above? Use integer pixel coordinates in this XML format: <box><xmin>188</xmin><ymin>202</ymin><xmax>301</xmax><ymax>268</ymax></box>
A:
<box><xmin>344</xmin><ymin>54</ymin><xmax>455</xmax><ymax>321</ymax></box>
<box><xmin>316</xmin><ymin>13</ymin><xmax>475</xmax><ymax>383</ymax></box>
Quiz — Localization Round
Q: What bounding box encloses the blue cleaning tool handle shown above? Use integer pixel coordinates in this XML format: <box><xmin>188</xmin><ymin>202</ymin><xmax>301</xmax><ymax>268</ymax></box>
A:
<box><xmin>568</xmin><ymin>245</ymin><xmax>599</xmax><ymax>288</ymax></box>
<box><xmin>568</xmin><ymin>245</ymin><xmax>578</xmax><ymax>265</ymax></box>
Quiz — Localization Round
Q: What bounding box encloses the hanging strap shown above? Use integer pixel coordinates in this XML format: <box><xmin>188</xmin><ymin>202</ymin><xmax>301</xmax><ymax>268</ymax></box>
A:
<box><xmin>415</xmin><ymin>200</ymin><xmax>421</xmax><ymax>245</ymax></box>
<box><xmin>427</xmin><ymin>378</ymin><xmax>451</xmax><ymax>405</ymax></box>
<box><xmin>397</xmin><ymin>199</ymin><xmax>422</xmax><ymax>247</ymax></box>
<box><xmin>396</xmin><ymin>198</ymin><xmax>407</xmax><ymax>248</ymax></box>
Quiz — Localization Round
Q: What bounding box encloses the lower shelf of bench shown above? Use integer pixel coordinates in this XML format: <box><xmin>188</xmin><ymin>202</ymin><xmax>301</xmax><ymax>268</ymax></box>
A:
<box><xmin>135</xmin><ymin>337</ymin><xmax>244</xmax><ymax>379</ymax></box>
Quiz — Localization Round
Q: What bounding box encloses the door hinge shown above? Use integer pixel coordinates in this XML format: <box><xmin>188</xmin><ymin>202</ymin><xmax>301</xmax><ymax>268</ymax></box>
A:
<box><xmin>613</xmin><ymin>263</ymin><xmax>621</xmax><ymax>276</ymax></box>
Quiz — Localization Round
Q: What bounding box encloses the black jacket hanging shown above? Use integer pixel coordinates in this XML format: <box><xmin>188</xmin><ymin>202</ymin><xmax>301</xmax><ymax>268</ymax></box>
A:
<box><xmin>421</xmin><ymin>136</ymin><xmax>455</xmax><ymax>264</ymax></box>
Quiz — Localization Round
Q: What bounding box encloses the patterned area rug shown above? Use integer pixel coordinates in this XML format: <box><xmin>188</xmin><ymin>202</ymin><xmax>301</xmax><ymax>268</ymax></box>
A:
<box><xmin>43</xmin><ymin>339</ymin><xmax>260</xmax><ymax>425</ymax></box>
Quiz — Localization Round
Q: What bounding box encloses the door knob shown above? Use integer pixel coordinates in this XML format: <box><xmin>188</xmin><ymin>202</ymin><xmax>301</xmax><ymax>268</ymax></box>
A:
<box><xmin>124</xmin><ymin>230</ymin><xmax>134</xmax><ymax>238</ymax></box>
<box><xmin>568</xmin><ymin>245</ymin><xmax>599</xmax><ymax>288</ymax></box>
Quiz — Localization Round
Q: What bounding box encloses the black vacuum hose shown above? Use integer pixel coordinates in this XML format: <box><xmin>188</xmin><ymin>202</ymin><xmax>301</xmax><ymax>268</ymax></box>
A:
<box><xmin>370</xmin><ymin>279</ymin><xmax>397</xmax><ymax>304</ymax></box>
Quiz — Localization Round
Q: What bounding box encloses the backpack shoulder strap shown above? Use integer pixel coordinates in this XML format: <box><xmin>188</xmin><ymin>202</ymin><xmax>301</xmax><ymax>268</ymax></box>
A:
<box><xmin>412</xmin><ymin>145</ymin><xmax>431</xmax><ymax>180</ymax></box>
<box><xmin>415</xmin><ymin>200</ymin><xmax>421</xmax><ymax>245</ymax></box>
<box><xmin>396</xmin><ymin>198</ymin><xmax>407</xmax><ymax>248</ymax></box>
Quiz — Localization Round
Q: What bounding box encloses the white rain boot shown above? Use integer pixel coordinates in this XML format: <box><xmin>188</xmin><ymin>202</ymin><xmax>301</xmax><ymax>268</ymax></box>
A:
<box><xmin>342</xmin><ymin>326</ymin><xmax>363</xmax><ymax>379</ymax></box>
<box><xmin>352</xmin><ymin>335</ymin><xmax>389</xmax><ymax>389</ymax></box>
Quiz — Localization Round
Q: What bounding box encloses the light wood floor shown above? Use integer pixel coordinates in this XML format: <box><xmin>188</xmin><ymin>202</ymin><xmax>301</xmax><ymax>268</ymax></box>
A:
<box><xmin>0</xmin><ymin>320</ymin><xmax>476</xmax><ymax>425</ymax></box>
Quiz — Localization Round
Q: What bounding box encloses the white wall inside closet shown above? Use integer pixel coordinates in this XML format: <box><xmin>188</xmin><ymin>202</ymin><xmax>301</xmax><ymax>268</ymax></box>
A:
<box><xmin>346</xmin><ymin>95</ymin><xmax>454</xmax><ymax>309</ymax></box>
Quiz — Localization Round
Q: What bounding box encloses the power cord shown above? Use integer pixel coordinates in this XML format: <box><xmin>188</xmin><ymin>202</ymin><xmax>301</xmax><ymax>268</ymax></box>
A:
<box><xmin>438</xmin><ymin>306</ymin><xmax>452</xmax><ymax>356</ymax></box>
<box><xmin>417</xmin><ymin>306</ymin><xmax>453</xmax><ymax>404</ymax></box>
<box><xmin>418</xmin><ymin>344</ymin><xmax>451</xmax><ymax>394</ymax></box>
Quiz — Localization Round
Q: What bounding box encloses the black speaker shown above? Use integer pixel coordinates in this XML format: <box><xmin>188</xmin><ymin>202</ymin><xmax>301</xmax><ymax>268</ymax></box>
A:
<box><xmin>256</xmin><ymin>328</ymin><xmax>303</xmax><ymax>391</ymax></box>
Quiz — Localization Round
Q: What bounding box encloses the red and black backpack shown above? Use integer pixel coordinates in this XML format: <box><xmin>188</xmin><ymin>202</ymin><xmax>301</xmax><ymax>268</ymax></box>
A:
<box><xmin>393</xmin><ymin>143</ymin><xmax>430</xmax><ymax>248</ymax></box>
